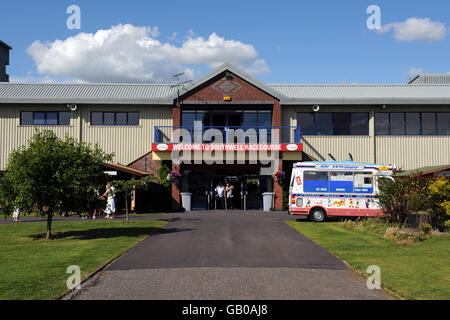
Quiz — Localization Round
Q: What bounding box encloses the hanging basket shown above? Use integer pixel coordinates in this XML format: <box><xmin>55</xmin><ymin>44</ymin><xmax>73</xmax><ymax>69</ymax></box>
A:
<box><xmin>167</xmin><ymin>171</ymin><xmax>182</xmax><ymax>183</ymax></box>
<box><xmin>273</xmin><ymin>171</ymin><xmax>285</xmax><ymax>182</ymax></box>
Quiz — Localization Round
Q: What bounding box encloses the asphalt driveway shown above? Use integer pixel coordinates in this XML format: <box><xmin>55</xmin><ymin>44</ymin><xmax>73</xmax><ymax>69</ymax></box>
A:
<box><xmin>67</xmin><ymin>211</ymin><xmax>389</xmax><ymax>300</ymax></box>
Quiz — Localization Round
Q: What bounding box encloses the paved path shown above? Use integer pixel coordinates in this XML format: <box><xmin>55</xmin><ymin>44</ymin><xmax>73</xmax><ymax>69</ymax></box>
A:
<box><xmin>66</xmin><ymin>211</ymin><xmax>389</xmax><ymax>300</ymax></box>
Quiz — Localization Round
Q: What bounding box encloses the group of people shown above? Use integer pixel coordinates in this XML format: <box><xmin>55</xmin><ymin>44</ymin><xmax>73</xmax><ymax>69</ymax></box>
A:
<box><xmin>12</xmin><ymin>183</ymin><xmax>117</xmax><ymax>222</ymax></box>
<box><xmin>91</xmin><ymin>184</ymin><xmax>116</xmax><ymax>220</ymax></box>
<box><xmin>214</xmin><ymin>182</ymin><xmax>234</xmax><ymax>210</ymax></box>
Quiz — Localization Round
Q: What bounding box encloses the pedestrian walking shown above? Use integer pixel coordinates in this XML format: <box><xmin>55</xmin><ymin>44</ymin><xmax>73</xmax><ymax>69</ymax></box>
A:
<box><xmin>225</xmin><ymin>182</ymin><xmax>234</xmax><ymax>210</ymax></box>
<box><xmin>100</xmin><ymin>184</ymin><xmax>116</xmax><ymax>219</ymax></box>
<box><xmin>215</xmin><ymin>182</ymin><xmax>226</xmax><ymax>210</ymax></box>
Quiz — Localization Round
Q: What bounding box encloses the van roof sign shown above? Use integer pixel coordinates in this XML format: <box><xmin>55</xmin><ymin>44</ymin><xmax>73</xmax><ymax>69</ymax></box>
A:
<box><xmin>314</xmin><ymin>164</ymin><xmax>365</xmax><ymax>170</ymax></box>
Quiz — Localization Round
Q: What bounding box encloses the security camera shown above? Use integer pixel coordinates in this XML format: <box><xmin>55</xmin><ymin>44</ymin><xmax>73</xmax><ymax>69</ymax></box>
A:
<box><xmin>67</xmin><ymin>104</ymin><xmax>78</xmax><ymax>111</ymax></box>
<box><xmin>312</xmin><ymin>105</ymin><xmax>320</xmax><ymax>112</ymax></box>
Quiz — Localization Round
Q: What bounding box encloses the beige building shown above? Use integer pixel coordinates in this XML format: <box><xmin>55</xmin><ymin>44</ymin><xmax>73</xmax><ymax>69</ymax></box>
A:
<box><xmin>0</xmin><ymin>63</ymin><xmax>449</xmax><ymax>210</ymax></box>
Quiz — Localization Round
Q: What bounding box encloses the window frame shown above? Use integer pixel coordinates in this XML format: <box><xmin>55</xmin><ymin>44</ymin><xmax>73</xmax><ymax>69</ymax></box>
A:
<box><xmin>20</xmin><ymin>111</ymin><xmax>71</xmax><ymax>126</ymax></box>
<box><xmin>375</xmin><ymin>112</ymin><xmax>449</xmax><ymax>136</ymax></box>
<box><xmin>90</xmin><ymin>112</ymin><xmax>140</xmax><ymax>126</ymax></box>
<box><xmin>297</xmin><ymin>112</ymin><xmax>369</xmax><ymax>136</ymax></box>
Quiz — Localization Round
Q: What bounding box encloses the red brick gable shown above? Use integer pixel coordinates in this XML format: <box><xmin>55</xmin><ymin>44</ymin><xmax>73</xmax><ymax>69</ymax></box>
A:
<box><xmin>181</xmin><ymin>71</ymin><xmax>278</xmax><ymax>103</ymax></box>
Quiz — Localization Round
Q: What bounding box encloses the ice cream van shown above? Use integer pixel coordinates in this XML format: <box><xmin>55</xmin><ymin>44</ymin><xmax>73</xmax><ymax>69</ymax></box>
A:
<box><xmin>288</xmin><ymin>161</ymin><xmax>394</xmax><ymax>222</ymax></box>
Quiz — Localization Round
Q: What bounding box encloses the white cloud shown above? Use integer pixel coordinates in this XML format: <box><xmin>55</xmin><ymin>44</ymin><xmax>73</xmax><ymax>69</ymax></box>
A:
<box><xmin>408</xmin><ymin>67</ymin><xmax>423</xmax><ymax>76</ymax></box>
<box><xmin>27</xmin><ymin>24</ymin><xmax>269</xmax><ymax>83</ymax></box>
<box><xmin>378</xmin><ymin>17</ymin><xmax>447</xmax><ymax>42</ymax></box>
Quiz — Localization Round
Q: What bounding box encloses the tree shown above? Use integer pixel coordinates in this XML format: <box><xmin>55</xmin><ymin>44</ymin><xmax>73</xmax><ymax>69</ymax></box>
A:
<box><xmin>110</xmin><ymin>177</ymin><xmax>151</xmax><ymax>222</ymax></box>
<box><xmin>3</xmin><ymin>130</ymin><xmax>113</xmax><ymax>239</ymax></box>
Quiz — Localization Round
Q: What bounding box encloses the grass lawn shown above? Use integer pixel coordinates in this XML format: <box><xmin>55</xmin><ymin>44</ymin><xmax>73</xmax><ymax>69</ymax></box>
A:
<box><xmin>0</xmin><ymin>219</ymin><xmax>167</xmax><ymax>300</ymax></box>
<box><xmin>286</xmin><ymin>220</ymin><xmax>450</xmax><ymax>300</ymax></box>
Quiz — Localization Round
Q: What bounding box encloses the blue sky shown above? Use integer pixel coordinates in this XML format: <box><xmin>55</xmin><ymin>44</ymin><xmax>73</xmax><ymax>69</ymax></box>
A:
<box><xmin>1</xmin><ymin>0</ymin><xmax>450</xmax><ymax>84</ymax></box>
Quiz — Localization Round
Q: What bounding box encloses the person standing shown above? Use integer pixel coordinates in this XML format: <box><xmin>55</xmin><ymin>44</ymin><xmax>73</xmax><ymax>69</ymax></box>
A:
<box><xmin>100</xmin><ymin>184</ymin><xmax>116</xmax><ymax>219</ymax></box>
<box><xmin>12</xmin><ymin>207</ymin><xmax>20</xmax><ymax>222</ymax></box>
<box><xmin>225</xmin><ymin>182</ymin><xmax>234</xmax><ymax>210</ymax></box>
<box><xmin>215</xmin><ymin>182</ymin><xmax>225</xmax><ymax>210</ymax></box>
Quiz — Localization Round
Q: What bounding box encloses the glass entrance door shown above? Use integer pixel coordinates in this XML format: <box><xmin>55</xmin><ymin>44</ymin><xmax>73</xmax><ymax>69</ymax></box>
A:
<box><xmin>190</xmin><ymin>174</ymin><xmax>211</xmax><ymax>210</ymax></box>
<box><xmin>244</xmin><ymin>176</ymin><xmax>261</xmax><ymax>209</ymax></box>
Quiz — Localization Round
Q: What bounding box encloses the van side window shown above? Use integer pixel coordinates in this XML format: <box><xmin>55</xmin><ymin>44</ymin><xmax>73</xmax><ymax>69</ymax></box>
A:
<box><xmin>354</xmin><ymin>172</ymin><xmax>374</xmax><ymax>194</ymax></box>
<box><xmin>290</xmin><ymin>172</ymin><xmax>295</xmax><ymax>188</ymax></box>
<box><xmin>304</xmin><ymin>171</ymin><xmax>329</xmax><ymax>192</ymax></box>
<box><xmin>329</xmin><ymin>172</ymin><xmax>353</xmax><ymax>193</ymax></box>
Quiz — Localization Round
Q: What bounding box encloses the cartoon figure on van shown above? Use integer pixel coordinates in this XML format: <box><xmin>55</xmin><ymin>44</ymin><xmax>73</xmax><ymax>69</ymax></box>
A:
<box><xmin>288</xmin><ymin>161</ymin><xmax>394</xmax><ymax>222</ymax></box>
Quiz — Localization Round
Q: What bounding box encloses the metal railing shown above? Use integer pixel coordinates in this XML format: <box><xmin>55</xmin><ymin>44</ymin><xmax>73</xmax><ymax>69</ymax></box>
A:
<box><xmin>154</xmin><ymin>126</ymin><xmax>301</xmax><ymax>144</ymax></box>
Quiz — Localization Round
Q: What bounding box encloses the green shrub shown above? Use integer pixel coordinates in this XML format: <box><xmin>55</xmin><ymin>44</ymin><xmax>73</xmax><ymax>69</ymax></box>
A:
<box><xmin>418</xmin><ymin>222</ymin><xmax>432</xmax><ymax>234</ymax></box>
<box><xmin>428</xmin><ymin>178</ymin><xmax>450</xmax><ymax>230</ymax></box>
<box><xmin>444</xmin><ymin>220</ymin><xmax>450</xmax><ymax>232</ymax></box>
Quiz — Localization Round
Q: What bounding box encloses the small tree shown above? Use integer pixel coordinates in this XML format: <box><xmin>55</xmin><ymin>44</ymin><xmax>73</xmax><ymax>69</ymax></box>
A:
<box><xmin>111</xmin><ymin>177</ymin><xmax>151</xmax><ymax>222</ymax></box>
<box><xmin>154</xmin><ymin>162</ymin><xmax>171</xmax><ymax>190</ymax></box>
<box><xmin>3</xmin><ymin>130</ymin><xmax>113</xmax><ymax>239</ymax></box>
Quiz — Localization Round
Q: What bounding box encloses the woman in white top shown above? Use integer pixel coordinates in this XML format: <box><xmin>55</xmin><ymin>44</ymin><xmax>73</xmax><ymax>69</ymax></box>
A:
<box><xmin>100</xmin><ymin>184</ymin><xmax>116</xmax><ymax>219</ymax></box>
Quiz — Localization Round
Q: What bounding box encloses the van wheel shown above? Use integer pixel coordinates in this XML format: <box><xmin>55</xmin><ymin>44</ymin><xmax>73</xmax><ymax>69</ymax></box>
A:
<box><xmin>310</xmin><ymin>208</ymin><xmax>326</xmax><ymax>222</ymax></box>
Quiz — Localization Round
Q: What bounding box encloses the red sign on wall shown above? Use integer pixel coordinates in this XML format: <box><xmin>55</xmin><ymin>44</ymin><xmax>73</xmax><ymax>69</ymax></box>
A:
<box><xmin>152</xmin><ymin>143</ymin><xmax>303</xmax><ymax>152</ymax></box>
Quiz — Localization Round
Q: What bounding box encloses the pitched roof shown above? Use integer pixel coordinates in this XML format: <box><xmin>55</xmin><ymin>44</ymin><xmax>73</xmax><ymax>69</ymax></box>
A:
<box><xmin>0</xmin><ymin>40</ymin><xmax>12</xmax><ymax>50</ymax></box>
<box><xmin>171</xmin><ymin>62</ymin><xmax>287</xmax><ymax>101</ymax></box>
<box><xmin>0</xmin><ymin>82</ymin><xmax>176</xmax><ymax>104</ymax></box>
<box><xmin>1</xmin><ymin>63</ymin><xmax>450</xmax><ymax>105</ymax></box>
<box><xmin>271</xmin><ymin>83</ymin><xmax>450</xmax><ymax>105</ymax></box>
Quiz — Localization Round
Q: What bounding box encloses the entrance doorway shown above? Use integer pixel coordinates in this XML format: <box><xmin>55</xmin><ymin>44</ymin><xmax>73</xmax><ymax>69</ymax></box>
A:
<box><xmin>185</xmin><ymin>172</ymin><xmax>272</xmax><ymax>210</ymax></box>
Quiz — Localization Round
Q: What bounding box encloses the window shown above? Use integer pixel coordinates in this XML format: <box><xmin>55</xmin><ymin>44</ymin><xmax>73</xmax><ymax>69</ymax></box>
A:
<box><xmin>303</xmin><ymin>171</ymin><xmax>374</xmax><ymax>194</ymax></box>
<box><xmin>437</xmin><ymin>113</ymin><xmax>450</xmax><ymax>135</ymax></box>
<box><xmin>354</xmin><ymin>173</ymin><xmax>373</xmax><ymax>194</ymax></box>
<box><xmin>304</xmin><ymin>171</ymin><xmax>329</xmax><ymax>192</ymax></box>
<box><xmin>20</xmin><ymin>111</ymin><xmax>70</xmax><ymax>125</ymax></box>
<box><xmin>405</xmin><ymin>113</ymin><xmax>420</xmax><ymax>135</ymax></box>
<box><xmin>390</xmin><ymin>113</ymin><xmax>405</xmax><ymax>135</ymax></box>
<box><xmin>351</xmin><ymin>113</ymin><xmax>369</xmax><ymax>135</ymax></box>
<box><xmin>297</xmin><ymin>113</ymin><xmax>314</xmax><ymax>135</ymax></box>
<box><xmin>332</xmin><ymin>113</ymin><xmax>351</xmax><ymax>135</ymax></box>
<box><xmin>329</xmin><ymin>172</ymin><xmax>353</xmax><ymax>193</ymax></box>
<box><xmin>375</xmin><ymin>112</ymin><xmax>389</xmax><ymax>135</ymax></box>
<box><xmin>315</xmin><ymin>113</ymin><xmax>333</xmax><ymax>135</ymax></box>
<box><xmin>376</xmin><ymin>112</ymin><xmax>450</xmax><ymax>135</ymax></box>
<box><xmin>422</xmin><ymin>113</ymin><xmax>436</xmax><ymax>135</ymax></box>
<box><xmin>181</xmin><ymin>109</ymin><xmax>272</xmax><ymax>128</ymax></box>
<box><xmin>90</xmin><ymin>112</ymin><xmax>140</xmax><ymax>126</ymax></box>
<box><xmin>297</xmin><ymin>112</ymin><xmax>369</xmax><ymax>135</ymax></box>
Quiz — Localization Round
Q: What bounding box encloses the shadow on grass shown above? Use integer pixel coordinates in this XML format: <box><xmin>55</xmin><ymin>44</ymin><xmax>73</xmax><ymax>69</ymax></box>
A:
<box><xmin>29</xmin><ymin>227</ymin><xmax>192</xmax><ymax>241</ymax></box>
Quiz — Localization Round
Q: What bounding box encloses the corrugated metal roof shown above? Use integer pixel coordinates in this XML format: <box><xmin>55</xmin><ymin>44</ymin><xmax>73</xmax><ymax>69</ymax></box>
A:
<box><xmin>270</xmin><ymin>84</ymin><xmax>450</xmax><ymax>105</ymax></box>
<box><xmin>0</xmin><ymin>82</ymin><xmax>176</xmax><ymax>104</ymax></box>
<box><xmin>408</xmin><ymin>73</ymin><xmax>450</xmax><ymax>84</ymax></box>
<box><xmin>1</xmin><ymin>63</ymin><xmax>450</xmax><ymax>105</ymax></box>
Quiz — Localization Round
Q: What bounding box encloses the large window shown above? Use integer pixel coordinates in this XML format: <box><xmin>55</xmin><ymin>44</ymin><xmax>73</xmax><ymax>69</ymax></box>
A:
<box><xmin>375</xmin><ymin>112</ymin><xmax>450</xmax><ymax>135</ymax></box>
<box><xmin>297</xmin><ymin>112</ymin><xmax>369</xmax><ymax>135</ymax></box>
<box><xmin>181</xmin><ymin>109</ymin><xmax>272</xmax><ymax>128</ymax></box>
<box><xmin>303</xmin><ymin>171</ymin><xmax>374</xmax><ymax>194</ymax></box>
<box><xmin>20</xmin><ymin>111</ymin><xmax>70</xmax><ymax>125</ymax></box>
<box><xmin>91</xmin><ymin>112</ymin><xmax>139</xmax><ymax>126</ymax></box>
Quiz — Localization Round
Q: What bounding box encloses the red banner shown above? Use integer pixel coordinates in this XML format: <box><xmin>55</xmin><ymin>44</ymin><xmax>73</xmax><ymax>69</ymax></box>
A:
<box><xmin>152</xmin><ymin>143</ymin><xmax>303</xmax><ymax>152</ymax></box>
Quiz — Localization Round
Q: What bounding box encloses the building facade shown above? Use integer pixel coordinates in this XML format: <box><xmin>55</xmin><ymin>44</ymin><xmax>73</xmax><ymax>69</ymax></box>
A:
<box><xmin>0</xmin><ymin>63</ymin><xmax>449</xmax><ymax>210</ymax></box>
